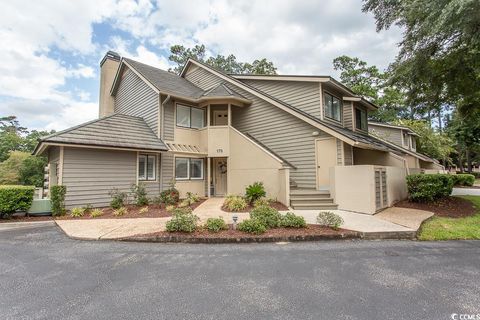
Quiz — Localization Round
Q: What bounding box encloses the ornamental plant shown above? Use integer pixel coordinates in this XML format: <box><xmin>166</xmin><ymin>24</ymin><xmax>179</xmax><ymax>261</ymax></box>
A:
<box><xmin>280</xmin><ymin>212</ymin><xmax>307</xmax><ymax>228</ymax></box>
<box><xmin>316</xmin><ymin>211</ymin><xmax>343</xmax><ymax>230</ymax></box>
<box><xmin>224</xmin><ymin>195</ymin><xmax>247</xmax><ymax>211</ymax></box>
<box><xmin>245</xmin><ymin>181</ymin><xmax>266</xmax><ymax>204</ymax></box>
<box><xmin>50</xmin><ymin>185</ymin><xmax>67</xmax><ymax>217</ymax></box>
<box><xmin>406</xmin><ymin>174</ymin><xmax>453</xmax><ymax>202</ymax></box>
<box><xmin>250</xmin><ymin>205</ymin><xmax>281</xmax><ymax>228</ymax></box>
<box><xmin>205</xmin><ymin>217</ymin><xmax>228</xmax><ymax>233</ymax></box>
<box><xmin>109</xmin><ymin>188</ymin><xmax>127</xmax><ymax>209</ymax></box>
<box><xmin>165</xmin><ymin>208</ymin><xmax>199</xmax><ymax>233</ymax></box>
<box><xmin>237</xmin><ymin>218</ymin><xmax>267</xmax><ymax>234</ymax></box>
<box><xmin>131</xmin><ymin>183</ymin><xmax>149</xmax><ymax>206</ymax></box>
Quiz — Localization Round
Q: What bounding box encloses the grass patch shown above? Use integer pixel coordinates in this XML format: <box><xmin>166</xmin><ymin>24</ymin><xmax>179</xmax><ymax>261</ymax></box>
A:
<box><xmin>418</xmin><ymin>196</ymin><xmax>480</xmax><ymax>240</ymax></box>
<box><xmin>475</xmin><ymin>178</ymin><xmax>480</xmax><ymax>185</ymax></box>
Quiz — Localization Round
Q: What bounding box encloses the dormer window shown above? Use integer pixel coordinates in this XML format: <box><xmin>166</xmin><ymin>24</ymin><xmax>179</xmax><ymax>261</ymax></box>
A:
<box><xmin>403</xmin><ymin>131</ymin><xmax>410</xmax><ymax>148</ymax></box>
<box><xmin>355</xmin><ymin>108</ymin><xmax>367</xmax><ymax>131</ymax></box>
<box><xmin>324</xmin><ymin>93</ymin><xmax>342</xmax><ymax>122</ymax></box>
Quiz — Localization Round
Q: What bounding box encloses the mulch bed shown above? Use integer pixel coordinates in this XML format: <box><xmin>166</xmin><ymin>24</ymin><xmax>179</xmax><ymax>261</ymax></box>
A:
<box><xmin>221</xmin><ymin>201</ymin><xmax>289</xmax><ymax>213</ymax></box>
<box><xmin>56</xmin><ymin>199</ymin><xmax>206</xmax><ymax>220</ymax></box>
<box><xmin>0</xmin><ymin>214</ymin><xmax>53</xmax><ymax>223</ymax></box>
<box><xmin>124</xmin><ymin>224</ymin><xmax>358</xmax><ymax>243</ymax></box>
<box><xmin>394</xmin><ymin>197</ymin><xmax>477</xmax><ymax>218</ymax></box>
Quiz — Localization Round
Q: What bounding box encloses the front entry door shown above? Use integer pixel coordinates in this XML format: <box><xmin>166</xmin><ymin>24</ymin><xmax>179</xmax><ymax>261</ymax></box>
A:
<box><xmin>214</xmin><ymin>158</ymin><xmax>227</xmax><ymax>196</ymax></box>
<box><xmin>315</xmin><ymin>138</ymin><xmax>338</xmax><ymax>189</ymax></box>
<box><xmin>213</xmin><ymin>110</ymin><xmax>228</xmax><ymax>126</ymax></box>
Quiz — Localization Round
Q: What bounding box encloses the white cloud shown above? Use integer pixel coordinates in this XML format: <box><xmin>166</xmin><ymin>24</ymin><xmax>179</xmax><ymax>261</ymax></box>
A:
<box><xmin>68</xmin><ymin>65</ymin><xmax>95</xmax><ymax>79</ymax></box>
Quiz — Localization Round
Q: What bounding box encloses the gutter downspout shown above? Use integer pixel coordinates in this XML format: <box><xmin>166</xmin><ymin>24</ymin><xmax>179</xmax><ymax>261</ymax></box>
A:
<box><xmin>161</xmin><ymin>94</ymin><xmax>171</xmax><ymax>139</ymax></box>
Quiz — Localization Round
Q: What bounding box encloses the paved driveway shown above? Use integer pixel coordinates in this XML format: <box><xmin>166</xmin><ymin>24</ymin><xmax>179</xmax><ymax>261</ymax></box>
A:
<box><xmin>1</xmin><ymin>225</ymin><xmax>479</xmax><ymax>320</ymax></box>
<box><xmin>452</xmin><ymin>187</ymin><xmax>480</xmax><ymax>196</ymax></box>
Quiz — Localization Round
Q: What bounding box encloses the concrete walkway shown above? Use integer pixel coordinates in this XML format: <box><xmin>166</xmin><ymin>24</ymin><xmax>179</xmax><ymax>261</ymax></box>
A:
<box><xmin>452</xmin><ymin>187</ymin><xmax>480</xmax><ymax>196</ymax></box>
<box><xmin>56</xmin><ymin>217</ymin><xmax>170</xmax><ymax>240</ymax></box>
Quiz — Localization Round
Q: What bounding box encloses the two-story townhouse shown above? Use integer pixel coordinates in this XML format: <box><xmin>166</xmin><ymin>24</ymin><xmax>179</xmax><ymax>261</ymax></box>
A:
<box><xmin>34</xmin><ymin>51</ymin><xmax>439</xmax><ymax>214</ymax></box>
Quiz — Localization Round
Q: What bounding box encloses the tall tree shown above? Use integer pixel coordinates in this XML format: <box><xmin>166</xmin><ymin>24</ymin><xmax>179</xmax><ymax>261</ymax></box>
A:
<box><xmin>168</xmin><ymin>44</ymin><xmax>277</xmax><ymax>75</ymax></box>
<box><xmin>363</xmin><ymin>0</ymin><xmax>480</xmax><ymax>115</ymax></box>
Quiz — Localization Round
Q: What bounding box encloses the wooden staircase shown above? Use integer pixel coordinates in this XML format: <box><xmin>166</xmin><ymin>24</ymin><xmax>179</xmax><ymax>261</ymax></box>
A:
<box><xmin>289</xmin><ymin>188</ymin><xmax>338</xmax><ymax>210</ymax></box>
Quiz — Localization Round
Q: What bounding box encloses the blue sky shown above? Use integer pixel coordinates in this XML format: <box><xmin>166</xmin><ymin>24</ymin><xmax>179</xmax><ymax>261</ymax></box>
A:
<box><xmin>0</xmin><ymin>0</ymin><xmax>401</xmax><ymax>132</ymax></box>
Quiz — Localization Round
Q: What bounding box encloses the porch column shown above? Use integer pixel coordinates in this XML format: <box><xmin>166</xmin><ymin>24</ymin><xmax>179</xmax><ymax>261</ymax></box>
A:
<box><xmin>207</xmin><ymin>104</ymin><xmax>211</xmax><ymax>127</ymax></box>
<box><xmin>207</xmin><ymin>157</ymin><xmax>211</xmax><ymax>198</ymax></box>
<box><xmin>227</xmin><ymin>103</ymin><xmax>232</xmax><ymax>126</ymax></box>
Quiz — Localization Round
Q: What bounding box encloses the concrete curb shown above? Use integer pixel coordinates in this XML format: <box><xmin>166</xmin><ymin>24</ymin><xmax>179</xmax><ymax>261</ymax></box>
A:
<box><xmin>117</xmin><ymin>232</ymin><xmax>361</xmax><ymax>243</ymax></box>
<box><xmin>359</xmin><ymin>231</ymin><xmax>417</xmax><ymax>240</ymax></box>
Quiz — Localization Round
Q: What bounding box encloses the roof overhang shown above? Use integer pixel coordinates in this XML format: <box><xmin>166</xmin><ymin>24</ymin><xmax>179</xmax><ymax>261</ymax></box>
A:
<box><xmin>369</xmin><ymin>133</ymin><xmax>434</xmax><ymax>162</ymax></box>
<box><xmin>34</xmin><ymin>141</ymin><xmax>167</xmax><ymax>156</ymax></box>
<box><xmin>369</xmin><ymin>122</ymin><xmax>419</xmax><ymax>136</ymax></box>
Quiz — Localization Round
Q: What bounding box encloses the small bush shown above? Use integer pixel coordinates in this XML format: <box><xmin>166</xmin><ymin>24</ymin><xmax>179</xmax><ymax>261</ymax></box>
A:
<box><xmin>280</xmin><ymin>212</ymin><xmax>307</xmax><ymax>228</ymax></box>
<box><xmin>139</xmin><ymin>207</ymin><xmax>149</xmax><ymax>214</ymax></box>
<box><xmin>406</xmin><ymin>174</ymin><xmax>453</xmax><ymax>202</ymax></box>
<box><xmin>159</xmin><ymin>188</ymin><xmax>179</xmax><ymax>205</ymax></box>
<box><xmin>0</xmin><ymin>185</ymin><xmax>35</xmax><ymax>219</ymax></box>
<box><xmin>70</xmin><ymin>207</ymin><xmax>85</xmax><ymax>217</ymax></box>
<box><xmin>178</xmin><ymin>200</ymin><xmax>189</xmax><ymax>208</ymax></box>
<box><xmin>205</xmin><ymin>217</ymin><xmax>228</xmax><ymax>233</ymax></box>
<box><xmin>109</xmin><ymin>188</ymin><xmax>127</xmax><ymax>209</ymax></box>
<box><xmin>165</xmin><ymin>208</ymin><xmax>199</xmax><ymax>233</ymax></box>
<box><xmin>245</xmin><ymin>181</ymin><xmax>266</xmax><ymax>204</ymax></box>
<box><xmin>90</xmin><ymin>208</ymin><xmax>103</xmax><ymax>218</ymax></box>
<box><xmin>253</xmin><ymin>198</ymin><xmax>270</xmax><ymax>208</ymax></box>
<box><xmin>317</xmin><ymin>211</ymin><xmax>343</xmax><ymax>230</ymax></box>
<box><xmin>113</xmin><ymin>207</ymin><xmax>127</xmax><ymax>216</ymax></box>
<box><xmin>224</xmin><ymin>195</ymin><xmax>248</xmax><ymax>211</ymax></box>
<box><xmin>451</xmin><ymin>174</ymin><xmax>475</xmax><ymax>186</ymax></box>
<box><xmin>50</xmin><ymin>185</ymin><xmax>67</xmax><ymax>217</ymax></box>
<box><xmin>250</xmin><ymin>205</ymin><xmax>281</xmax><ymax>228</ymax></box>
<box><xmin>185</xmin><ymin>192</ymin><xmax>200</xmax><ymax>204</ymax></box>
<box><xmin>131</xmin><ymin>183</ymin><xmax>149</xmax><ymax>206</ymax></box>
<box><xmin>237</xmin><ymin>218</ymin><xmax>267</xmax><ymax>234</ymax></box>
<box><xmin>151</xmin><ymin>196</ymin><xmax>162</xmax><ymax>206</ymax></box>
<box><xmin>166</xmin><ymin>205</ymin><xmax>175</xmax><ymax>212</ymax></box>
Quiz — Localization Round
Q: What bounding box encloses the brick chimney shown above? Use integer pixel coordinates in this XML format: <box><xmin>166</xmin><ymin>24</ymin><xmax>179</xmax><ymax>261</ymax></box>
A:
<box><xmin>98</xmin><ymin>51</ymin><xmax>121</xmax><ymax>117</ymax></box>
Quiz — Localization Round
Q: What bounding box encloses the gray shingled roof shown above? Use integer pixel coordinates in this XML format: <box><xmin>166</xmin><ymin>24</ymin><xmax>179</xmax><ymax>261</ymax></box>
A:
<box><xmin>35</xmin><ymin>114</ymin><xmax>168</xmax><ymax>153</ymax></box>
<box><xmin>123</xmin><ymin>58</ymin><xmax>205</xmax><ymax>98</ymax></box>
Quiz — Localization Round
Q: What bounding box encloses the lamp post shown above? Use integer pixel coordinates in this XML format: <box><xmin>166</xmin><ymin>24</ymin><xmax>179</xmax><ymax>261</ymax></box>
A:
<box><xmin>232</xmin><ymin>214</ymin><xmax>238</xmax><ymax>230</ymax></box>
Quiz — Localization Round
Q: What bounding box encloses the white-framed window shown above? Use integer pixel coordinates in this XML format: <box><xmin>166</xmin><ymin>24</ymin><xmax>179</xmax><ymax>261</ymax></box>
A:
<box><xmin>175</xmin><ymin>157</ymin><xmax>204</xmax><ymax>180</ymax></box>
<box><xmin>355</xmin><ymin>108</ymin><xmax>367</xmax><ymax>131</ymax></box>
<box><xmin>324</xmin><ymin>92</ymin><xmax>342</xmax><ymax>122</ymax></box>
<box><xmin>138</xmin><ymin>154</ymin><xmax>156</xmax><ymax>181</ymax></box>
<box><xmin>176</xmin><ymin>104</ymin><xmax>205</xmax><ymax>129</ymax></box>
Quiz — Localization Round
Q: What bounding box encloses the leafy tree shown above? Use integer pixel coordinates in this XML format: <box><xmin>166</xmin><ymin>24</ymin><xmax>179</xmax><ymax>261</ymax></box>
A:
<box><xmin>18</xmin><ymin>155</ymin><xmax>47</xmax><ymax>187</ymax></box>
<box><xmin>363</xmin><ymin>0</ymin><xmax>480</xmax><ymax>115</ymax></box>
<box><xmin>0</xmin><ymin>151</ymin><xmax>30</xmax><ymax>185</ymax></box>
<box><xmin>168</xmin><ymin>44</ymin><xmax>277</xmax><ymax>75</ymax></box>
<box><xmin>393</xmin><ymin>119</ymin><xmax>454</xmax><ymax>162</ymax></box>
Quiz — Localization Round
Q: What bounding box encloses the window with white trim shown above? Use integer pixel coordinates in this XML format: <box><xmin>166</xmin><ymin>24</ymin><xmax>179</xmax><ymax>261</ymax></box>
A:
<box><xmin>175</xmin><ymin>157</ymin><xmax>204</xmax><ymax>180</ymax></box>
<box><xmin>138</xmin><ymin>154</ymin><xmax>156</xmax><ymax>181</ymax></box>
<box><xmin>176</xmin><ymin>104</ymin><xmax>205</xmax><ymax>129</ymax></box>
<box><xmin>324</xmin><ymin>92</ymin><xmax>342</xmax><ymax>122</ymax></box>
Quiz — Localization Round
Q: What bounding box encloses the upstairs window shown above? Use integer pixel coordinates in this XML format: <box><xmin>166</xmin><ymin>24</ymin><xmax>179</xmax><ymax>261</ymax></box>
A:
<box><xmin>176</xmin><ymin>104</ymin><xmax>205</xmax><ymax>129</ymax></box>
<box><xmin>403</xmin><ymin>132</ymin><xmax>410</xmax><ymax>148</ymax></box>
<box><xmin>138</xmin><ymin>154</ymin><xmax>156</xmax><ymax>181</ymax></box>
<box><xmin>324</xmin><ymin>93</ymin><xmax>342</xmax><ymax>122</ymax></box>
<box><xmin>355</xmin><ymin>108</ymin><xmax>367</xmax><ymax>131</ymax></box>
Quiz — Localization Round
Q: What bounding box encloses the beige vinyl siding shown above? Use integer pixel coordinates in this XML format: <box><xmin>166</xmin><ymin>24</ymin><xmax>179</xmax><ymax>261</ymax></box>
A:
<box><xmin>242</xmin><ymin>80</ymin><xmax>321</xmax><ymax>118</ymax></box>
<box><xmin>184</xmin><ymin>67</ymin><xmax>223</xmax><ymax>90</ymax></box>
<box><xmin>163</xmin><ymin>99</ymin><xmax>175</xmax><ymax>141</ymax></box>
<box><xmin>369</xmin><ymin>125</ymin><xmax>403</xmax><ymax>146</ymax></box>
<box><xmin>161</xmin><ymin>152</ymin><xmax>174</xmax><ymax>189</ymax></box>
<box><xmin>343</xmin><ymin>143</ymin><xmax>353</xmax><ymax>165</ymax></box>
<box><xmin>62</xmin><ymin>148</ymin><xmax>137</xmax><ymax>208</ymax></box>
<box><xmin>343</xmin><ymin>101</ymin><xmax>353</xmax><ymax>130</ymax></box>
<box><xmin>114</xmin><ymin>68</ymin><xmax>159</xmax><ymax>135</ymax></box>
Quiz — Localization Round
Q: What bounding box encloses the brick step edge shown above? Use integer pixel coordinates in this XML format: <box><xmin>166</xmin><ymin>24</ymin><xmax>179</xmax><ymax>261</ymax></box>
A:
<box><xmin>117</xmin><ymin>232</ymin><xmax>361</xmax><ymax>244</ymax></box>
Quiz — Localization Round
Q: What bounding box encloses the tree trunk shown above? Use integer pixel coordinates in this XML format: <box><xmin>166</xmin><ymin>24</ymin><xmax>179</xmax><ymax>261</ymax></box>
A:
<box><xmin>466</xmin><ymin>148</ymin><xmax>472</xmax><ymax>173</ymax></box>
<box><xmin>437</xmin><ymin>109</ymin><xmax>442</xmax><ymax>131</ymax></box>
<box><xmin>458</xmin><ymin>148</ymin><xmax>464</xmax><ymax>172</ymax></box>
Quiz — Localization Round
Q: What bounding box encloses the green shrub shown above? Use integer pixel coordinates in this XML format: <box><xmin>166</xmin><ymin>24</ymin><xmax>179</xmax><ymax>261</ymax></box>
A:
<box><xmin>245</xmin><ymin>181</ymin><xmax>266</xmax><ymax>204</ymax></box>
<box><xmin>451</xmin><ymin>174</ymin><xmax>475</xmax><ymax>186</ymax></box>
<box><xmin>166</xmin><ymin>205</ymin><xmax>175</xmax><ymax>212</ymax></box>
<box><xmin>82</xmin><ymin>204</ymin><xmax>93</xmax><ymax>213</ymax></box>
<box><xmin>159</xmin><ymin>187</ymin><xmax>179</xmax><ymax>205</ymax></box>
<box><xmin>139</xmin><ymin>207</ymin><xmax>149</xmax><ymax>214</ymax></box>
<box><xmin>237</xmin><ymin>218</ymin><xmax>267</xmax><ymax>234</ymax></box>
<box><xmin>205</xmin><ymin>217</ymin><xmax>228</xmax><ymax>233</ymax></box>
<box><xmin>109</xmin><ymin>188</ymin><xmax>127</xmax><ymax>209</ymax></box>
<box><xmin>131</xmin><ymin>183</ymin><xmax>149</xmax><ymax>206</ymax></box>
<box><xmin>253</xmin><ymin>198</ymin><xmax>270</xmax><ymax>208</ymax></box>
<box><xmin>185</xmin><ymin>192</ymin><xmax>200</xmax><ymax>204</ymax></box>
<box><xmin>50</xmin><ymin>185</ymin><xmax>67</xmax><ymax>217</ymax></box>
<box><xmin>90</xmin><ymin>208</ymin><xmax>103</xmax><ymax>218</ymax></box>
<box><xmin>406</xmin><ymin>174</ymin><xmax>453</xmax><ymax>202</ymax></box>
<box><xmin>70</xmin><ymin>207</ymin><xmax>85</xmax><ymax>217</ymax></box>
<box><xmin>0</xmin><ymin>185</ymin><xmax>35</xmax><ymax>219</ymax></box>
<box><xmin>224</xmin><ymin>195</ymin><xmax>248</xmax><ymax>211</ymax></box>
<box><xmin>317</xmin><ymin>211</ymin><xmax>343</xmax><ymax>230</ymax></box>
<box><xmin>250</xmin><ymin>205</ymin><xmax>281</xmax><ymax>228</ymax></box>
<box><xmin>178</xmin><ymin>200</ymin><xmax>189</xmax><ymax>208</ymax></box>
<box><xmin>165</xmin><ymin>208</ymin><xmax>199</xmax><ymax>233</ymax></box>
<box><xmin>113</xmin><ymin>207</ymin><xmax>127</xmax><ymax>216</ymax></box>
<box><xmin>280</xmin><ymin>212</ymin><xmax>307</xmax><ymax>228</ymax></box>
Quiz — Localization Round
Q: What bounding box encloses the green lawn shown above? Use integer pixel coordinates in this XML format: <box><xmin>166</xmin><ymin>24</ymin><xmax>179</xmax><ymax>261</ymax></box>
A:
<box><xmin>475</xmin><ymin>178</ymin><xmax>480</xmax><ymax>185</ymax></box>
<box><xmin>418</xmin><ymin>196</ymin><xmax>480</xmax><ymax>240</ymax></box>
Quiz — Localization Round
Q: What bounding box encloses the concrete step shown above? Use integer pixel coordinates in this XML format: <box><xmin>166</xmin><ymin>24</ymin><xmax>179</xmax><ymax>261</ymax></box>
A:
<box><xmin>291</xmin><ymin>203</ymin><xmax>339</xmax><ymax>210</ymax></box>
<box><xmin>290</xmin><ymin>197</ymin><xmax>335</xmax><ymax>203</ymax></box>
<box><xmin>290</xmin><ymin>189</ymin><xmax>330</xmax><ymax>195</ymax></box>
